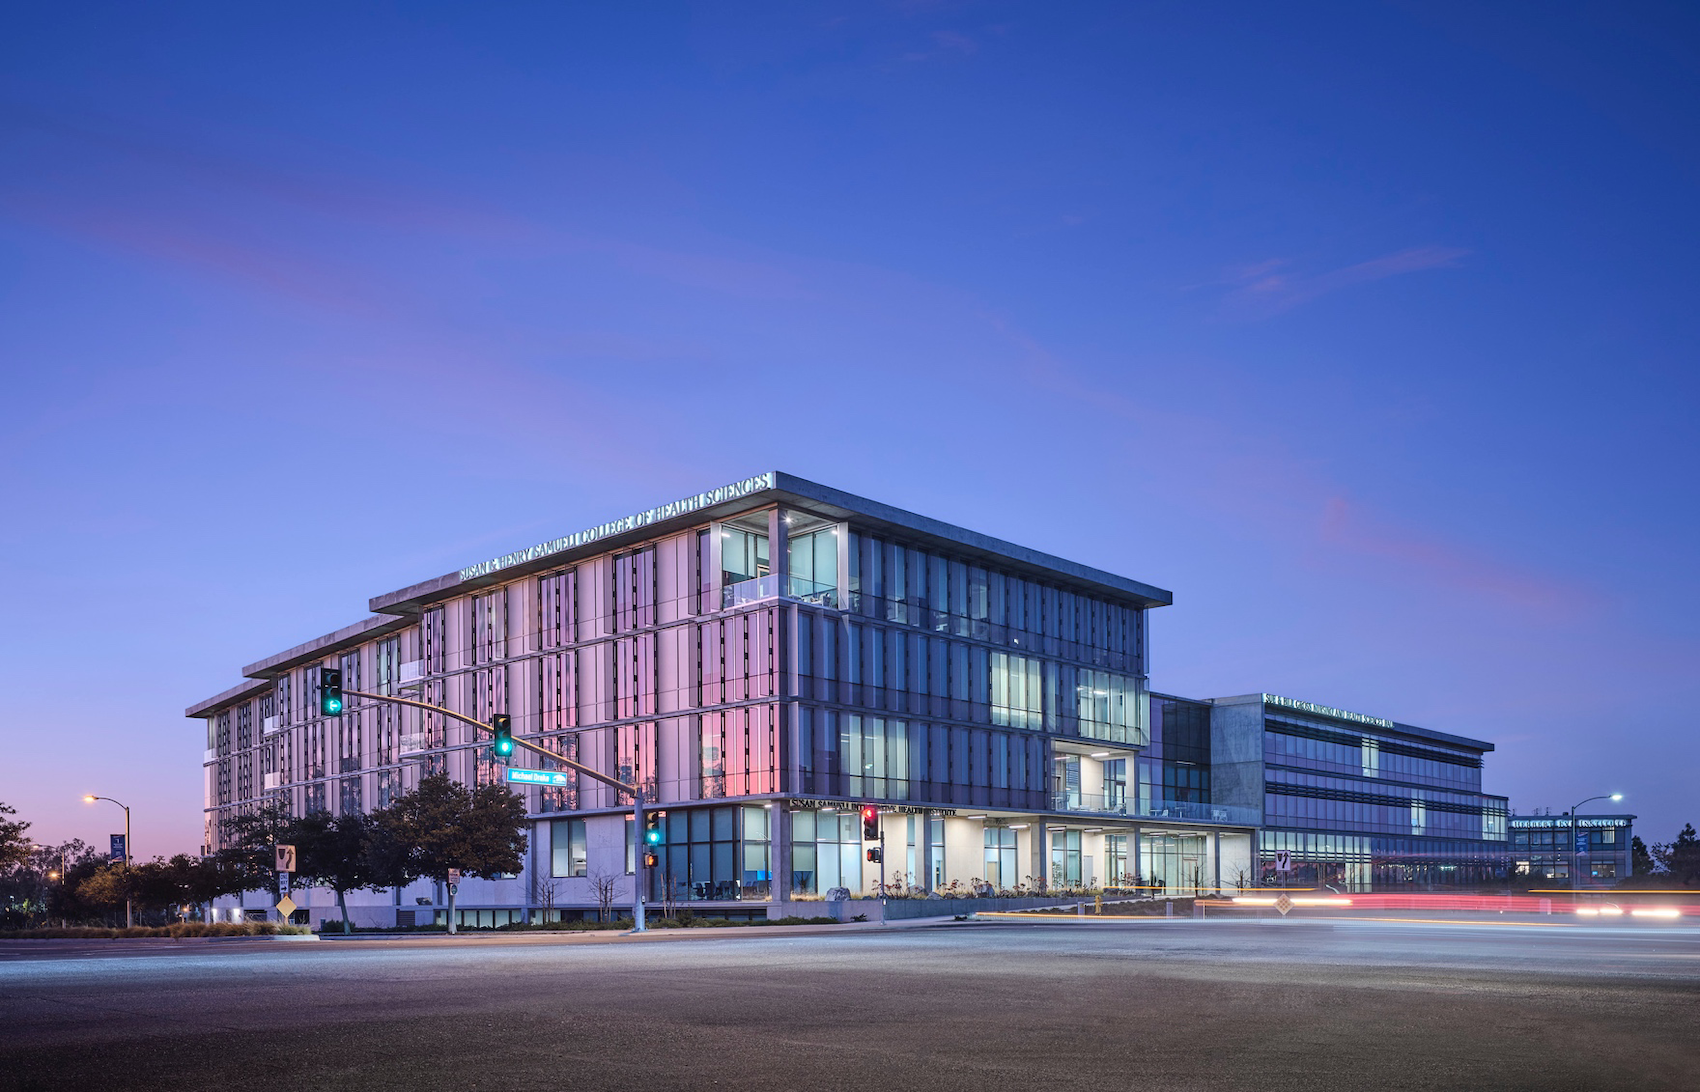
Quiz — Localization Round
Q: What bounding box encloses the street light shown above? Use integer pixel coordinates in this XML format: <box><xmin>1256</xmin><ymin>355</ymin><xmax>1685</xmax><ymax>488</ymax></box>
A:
<box><xmin>84</xmin><ymin>795</ymin><xmax>133</xmax><ymax>928</ymax></box>
<box><xmin>1571</xmin><ymin>793</ymin><xmax>1623</xmax><ymax>892</ymax></box>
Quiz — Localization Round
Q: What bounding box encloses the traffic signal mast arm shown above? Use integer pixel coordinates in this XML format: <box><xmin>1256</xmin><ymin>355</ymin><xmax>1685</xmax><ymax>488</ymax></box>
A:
<box><xmin>339</xmin><ymin>687</ymin><xmax>653</xmax><ymax>931</ymax></box>
<box><xmin>339</xmin><ymin>689</ymin><xmax>637</xmax><ymax>797</ymax></box>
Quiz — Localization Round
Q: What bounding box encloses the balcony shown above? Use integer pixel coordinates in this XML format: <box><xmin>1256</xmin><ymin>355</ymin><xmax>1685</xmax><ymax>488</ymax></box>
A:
<box><xmin>1050</xmin><ymin>793</ymin><xmax>1259</xmax><ymax>827</ymax></box>
<box><xmin>721</xmin><ymin>575</ymin><xmax>838</xmax><ymax>609</ymax></box>
<box><xmin>263</xmin><ymin>773</ymin><xmax>281</xmax><ymax>791</ymax></box>
<box><xmin>262</xmin><ymin>715</ymin><xmax>281</xmax><ymax>735</ymax></box>
<box><xmin>399</xmin><ymin>660</ymin><xmax>425</xmax><ymax>685</ymax></box>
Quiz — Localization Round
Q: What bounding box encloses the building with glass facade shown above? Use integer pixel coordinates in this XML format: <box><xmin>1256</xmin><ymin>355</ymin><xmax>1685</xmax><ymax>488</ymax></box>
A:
<box><xmin>1200</xmin><ymin>693</ymin><xmax>1509</xmax><ymax>891</ymax></box>
<box><xmin>1509</xmin><ymin>813</ymin><xmax>1635</xmax><ymax>888</ymax></box>
<box><xmin>188</xmin><ymin>472</ymin><xmax>1270</xmax><ymax>927</ymax></box>
<box><xmin>188</xmin><ymin>473</ymin><xmax>1522</xmax><ymax>926</ymax></box>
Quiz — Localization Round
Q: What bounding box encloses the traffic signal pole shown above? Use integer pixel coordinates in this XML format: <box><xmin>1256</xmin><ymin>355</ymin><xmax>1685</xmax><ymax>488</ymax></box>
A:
<box><xmin>341</xmin><ymin>689</ymin><xmax>649</xmax><ymax>931</ymax></box>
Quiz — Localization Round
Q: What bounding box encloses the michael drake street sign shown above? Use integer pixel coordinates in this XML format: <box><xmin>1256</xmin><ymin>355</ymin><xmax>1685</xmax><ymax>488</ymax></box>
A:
<box><xmin>506</xmin><ymin>769</ymin><xmax>573</xmax><ymax>787</ymax></box>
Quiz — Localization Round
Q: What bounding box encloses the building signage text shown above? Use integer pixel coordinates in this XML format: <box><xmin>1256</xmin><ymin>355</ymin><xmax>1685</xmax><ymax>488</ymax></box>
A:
<box><xmin>1263</xmin><ymin>694</ymin><xmax>1394</xmax><ymax>729</ymax></box>
<box><xmin>781</xmin><ymin>798</ymin><xmax>955</xmax><ymax>817</ymax></box>
<box><xmin>459</xmin><ymin>473</ymin><xmax>777</xmax><ymax>581</ymax></box>
<box><xmin>1510</xmin><ymin>817</ymin><xmax>1630</xmax><ymax>829</ymax></box>
<box><xmin>506</xmin><ymin>769</ymin><xmax>574</xmax><ymax>787</ymax></box>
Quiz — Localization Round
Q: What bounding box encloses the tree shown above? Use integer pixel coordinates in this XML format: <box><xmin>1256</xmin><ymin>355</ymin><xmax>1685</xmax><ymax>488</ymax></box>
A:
<box><xmin>531</xmin><ymin>873</ymin><xmax>563</xmax><ymax>922</ymax></box>
<box><xmin>588</xmin><ymin>871</ymin><xmax>620</xmax><ymax>923</ymax></box>
<box><xmin>0</xmin><ymin>802</ymin><xmax>31</xmax><ymax>872</ymax></box>
<box><xmin>373</xmin><ymin>773</ymin><xmax>527</xmax><ymax>934</ymax></box>
<box><xmin>293</xmin><ymin>810</ymin><xmax>397</xmax><ymax>934</ymax></box>
<box><xmin>213</xmin><ymin>801</ymin><xmax>297</xmax><ymax>906</ymax></box>
<box><xmin>1650</xmin><ymin>824</ymin><xmax>1700</xmax><ymax>886</ymax></box>
<box><xmin>1632</xmin><ymin>836</ymin><xmax>1655</xmax><ymax>877</ymax></box>
<box><xmin>129</xmin><ymin>855</ymin><xmax>235</xmax><ymax>922</ymax></box>
<box><xmin>76</xmin><ymin>865</ymin><xmax>132</xmax><ymax>920</ymax></box>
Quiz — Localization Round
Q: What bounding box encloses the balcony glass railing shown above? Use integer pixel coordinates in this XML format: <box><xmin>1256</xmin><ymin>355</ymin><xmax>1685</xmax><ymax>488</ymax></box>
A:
<box><xmin>1050</xmin><ymin>793</ymin><xmax>1259</xmax><ymax>826</ymax></box>
<box><xmin>721</xmin><ymin>575</ymin><xmax>839</xmax><ymax>609</ymax></box>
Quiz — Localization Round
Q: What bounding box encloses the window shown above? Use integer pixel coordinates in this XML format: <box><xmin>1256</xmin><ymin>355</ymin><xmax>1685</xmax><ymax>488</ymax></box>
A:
<box><xmin>722</xmin><ymin>527</ymin><xmax>768</xmax><ymax>583</ymax></box>
<box><xmin>1051</xmin><ymin>829</ymin><xmax>1082</xmax><ymax>887</ymax></box>
<box><xmin>551</xmin><ymin>819</ymin><xmax>587</xmax><ymax>877</ymax></box>
<box><xmin>1076</xmin><ymin>670</ymin><xmax>1141</xmax><ymax>743</ymax></box>
<box><xmin>990</xmin><ymin>652</ymin><xmax>1043</xmax><ymax>730</ymax></box>
<box><xmin>984</xmin><ymin>826</ymin><xmax>1018</xmax><ymax>888</ymax></box>
<box><xmin>657</xmin><ymin>806</ymin><xmax>769</xmax><ymax>901</ymax></box>
<box><xmin>788</xmin><ymin>527</ymin><xmax>838</xmax><ymax>598</ymax></box>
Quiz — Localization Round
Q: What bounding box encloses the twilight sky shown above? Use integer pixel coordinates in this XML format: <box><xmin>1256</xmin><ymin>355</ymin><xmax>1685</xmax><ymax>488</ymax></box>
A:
<box><xmin>3</xmin><ymin>2</ymin><xmax>1697</xmax><ymax>858</ymax></box>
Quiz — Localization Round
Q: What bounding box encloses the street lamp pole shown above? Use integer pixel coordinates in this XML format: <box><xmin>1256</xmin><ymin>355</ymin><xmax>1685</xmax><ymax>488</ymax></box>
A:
<box><xmin>1570</xmin><ymin>793</ymin><xmax>1623</xmax><ymax>892</ymax></box>
<box><xmin>84</xmin><ymin>795</ymin><xmax>132</xmax><ymax>928</ymax></box>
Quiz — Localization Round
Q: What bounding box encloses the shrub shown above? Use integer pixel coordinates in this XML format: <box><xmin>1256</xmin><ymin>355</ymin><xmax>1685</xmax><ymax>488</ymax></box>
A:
<box><xmin>0</xmin><ymin>921</ymin><xmax>308</xmax><ymax>939</ymax></box>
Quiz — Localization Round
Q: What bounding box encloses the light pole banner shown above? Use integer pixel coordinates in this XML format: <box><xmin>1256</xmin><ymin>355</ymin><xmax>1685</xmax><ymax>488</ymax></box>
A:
<box><xmin>109</xmin><ymin>834</ymin><xmax>126</xmax><ymax>862</ymax></box>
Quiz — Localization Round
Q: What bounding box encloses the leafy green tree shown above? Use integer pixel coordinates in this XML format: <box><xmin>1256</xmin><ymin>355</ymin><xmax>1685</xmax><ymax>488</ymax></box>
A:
<box><xmin>294</xmin><ymin>810</ymin><xmax>397</xmax><ymax>934</ymax></box>
<box><xmin>0</xmin><ymin>802</ymin><xmax>31</xmax><ymax>872</ymax></box>
<box><xmin>44</xmin><ymin>841</ymin><xmax>106</xmax><ymax>924</ymax></box>
<box><xmin>212</xmin><ymin>801</ymin><xmax>297</xmax><ymax>906</ymax></box>
<box><xmin>1651</xmin><ymin>824</ymin><xmax>1700</xmax><ymax>886</ymax></box>
<box><xmin>76</xmin><ymin>865</ymin><xmax>132</xmax><ymax>919</ymax></box>
<box><xmin>129</xmin><ymin>855</ymin><xmax>235</xmax><ymax>922</ymax></box>
<box><xmin>374</xmin><ymin>773</ymin><xmax>527</xmax><ymax>934</ymax></box>
<box><xmin>1631</xmin><ymin>835</ymin><xmax>1655</xmax><ymax>877</ymax></box>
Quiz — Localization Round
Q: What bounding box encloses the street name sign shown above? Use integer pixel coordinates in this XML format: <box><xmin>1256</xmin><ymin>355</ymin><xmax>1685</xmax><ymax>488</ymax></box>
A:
<box><xmin>506</xmin><ymin>768</ymin><xmax>573</xmax><ymax>787</ymax></box>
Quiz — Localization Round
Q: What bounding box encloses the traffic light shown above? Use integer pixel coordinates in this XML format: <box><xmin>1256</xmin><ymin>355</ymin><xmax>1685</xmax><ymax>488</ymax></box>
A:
<box><xmin>320</xmin><ymin>668</ymin><xmax>344</xmax><ymax>716</ymax></box>
<box><xmin>491</xmin><ymin>714</ymin><xmax>514</xmax><ymax>758</ymax></box>
<box><xmin>866</xmin><ymin>848</ymin><xmax>882</xmax><ymax>863</ymax></box>
<box><xmin>861</xmin><ymin>804</ymin><xmax>879</xmax><ymax>841</ymax></box>
<box><xmin>643</xmin><ymin>851</ymin><xmax>659</xmax><ymax>869</ymax></box>
<box><xmin>644</xmin><ymin>811</ymin><xmax>664</xmax><ymax>847</ymax></box>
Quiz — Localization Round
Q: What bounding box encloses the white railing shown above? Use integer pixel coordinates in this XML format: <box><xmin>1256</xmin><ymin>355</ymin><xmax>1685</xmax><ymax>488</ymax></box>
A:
<box><xmin>263</xmin><ymin>773</ymin><xmax>281</xmax><ymax>791</ymax></box>
<box><xmin>203</xmin><ymin>748</ymin><xmax>218</xmax><ymax>764</ymax></box>
<box><xmin>399</xmin><ymin>660</ymin><xmax>425</xmax><ymax>684</ymax></box>
<box><xmin>262</xmin><ymin>715</ymin><xmax>281</xmax><ymax>735</ymax></box>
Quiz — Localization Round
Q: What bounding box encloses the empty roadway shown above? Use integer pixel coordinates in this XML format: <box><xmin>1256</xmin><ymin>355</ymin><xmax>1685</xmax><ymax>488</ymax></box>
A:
<box><xmin>2</xmin><ymin>914</ymin><xmax>1696</xmax><ymax>1091</ymax></box>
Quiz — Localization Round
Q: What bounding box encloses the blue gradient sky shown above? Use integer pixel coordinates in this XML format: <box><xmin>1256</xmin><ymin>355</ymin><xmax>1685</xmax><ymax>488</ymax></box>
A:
<box><xmin>4</xmin><ymin>2</ymin><xmax>1696</xmax><ymax>857</ymax></box>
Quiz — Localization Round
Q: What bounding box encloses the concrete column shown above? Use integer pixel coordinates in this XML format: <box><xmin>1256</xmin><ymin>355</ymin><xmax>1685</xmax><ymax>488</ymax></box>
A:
<box><xmin>771</xmin><ymin>804</ymin><xmax>791</xmax><ymax>905</ymax></box>
<box><xmin>767</xmin><ymin>507</ymin><xmax>789</xmax><ymax>587</ymax></box>
<box><xmin>707</xmin><ymin>520</ymin><xmax>724</xmax><ymax>608</ymax></box>
<box><xmin>918</xmin><ymin>813</ymin><xmax>935</xmax><ymax>893</ymax></box>
<box><xmin>1030</xmin><ymin>820</ymin><xmax>1048</xmax><ymax>889</ymax></box>
<box><xmin>1131</xmin><ymin>824</ymin><xmax>1143</xmax><ymax>889</ymax></box>
<box><xmin>1211</xmin><ymin>831</ymin><xmax>1221</xmax><ymax>895</ymax></box>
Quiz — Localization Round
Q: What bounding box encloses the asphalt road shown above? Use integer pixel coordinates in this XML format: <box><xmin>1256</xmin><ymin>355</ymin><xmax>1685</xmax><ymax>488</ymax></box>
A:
<box><xmin>2</xmin><ymin>915</ymin><xmax>1697</xmax><ymax>1092</ymax></box>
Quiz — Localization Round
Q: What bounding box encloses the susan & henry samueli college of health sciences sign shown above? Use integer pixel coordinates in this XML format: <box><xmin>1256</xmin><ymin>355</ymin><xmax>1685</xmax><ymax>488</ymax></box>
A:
<box><xmin>458</xmin><ymin>473</ymin><xmax>778</xmax><ymax>581</ymax></box>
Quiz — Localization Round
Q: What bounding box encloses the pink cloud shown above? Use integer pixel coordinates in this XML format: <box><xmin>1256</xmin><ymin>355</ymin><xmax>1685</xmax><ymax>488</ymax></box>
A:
<box><xmin>1217</xmin><ymin>245</ymin><xmax>1469</xmax><ymax>318</ymax></box>
<box><xmin>0</xmin><ymin>193</ymin><xmax>390</xmax><ymax>317</ymax></box>
<box><xmin>1319</xmin><ymin>495</ymin><xmax>1576</xmax><ymax>612</ymax></box>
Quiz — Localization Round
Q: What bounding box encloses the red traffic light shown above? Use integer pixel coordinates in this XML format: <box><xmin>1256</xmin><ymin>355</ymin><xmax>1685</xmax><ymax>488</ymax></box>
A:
<box><xmin>861</xmin><ymin>804</ymin><xmax>879</xmax><ymax>841</ymax></box>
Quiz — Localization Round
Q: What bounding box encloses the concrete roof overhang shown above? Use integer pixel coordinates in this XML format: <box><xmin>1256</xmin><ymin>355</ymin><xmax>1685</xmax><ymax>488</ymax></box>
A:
<box><xmin>368</xmin><ymin>471</ymin><xmax>1174</xmax><ymax>617</ymax></box>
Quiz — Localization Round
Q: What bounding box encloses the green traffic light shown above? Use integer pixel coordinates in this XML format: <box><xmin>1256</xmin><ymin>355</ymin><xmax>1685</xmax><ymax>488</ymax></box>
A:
<box><xmin>644</xmin><ymin>829</ymin><xmax>662</xmax><ymax>846</ymax></box>
<box><xmin>324</xmin><ymin>698</ymin><xmax>342</xmax><ymax>715</ymax></box>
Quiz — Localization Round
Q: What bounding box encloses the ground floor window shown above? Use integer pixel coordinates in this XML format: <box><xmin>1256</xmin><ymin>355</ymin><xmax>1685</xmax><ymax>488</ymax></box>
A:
<box><xmin>1144</xmin><ymin>832</ymin><xmax>1209</xmax><ymax>894</ymax></box>
<box><xmin>984</xmin><ymin>826</ymin><xmax>1017</xmax><ymax>887</ymax></box>
<box><xmin>1051</xmin><ymin>829</ymin><xmax>1082</xmax><ymax>887</ymax></box>
<box><xmin>791</xmin><ymin>809</ymin><xmax>863</xmax><ymax>895</ymax></box>
<box><xmin>654</xmin><ymin>805</ymin><xmax>771</xmax><ymax>901</ymax></box>
<box><xmin>1104</xmin><ymin>834</ymin><xmax>1129</xmax><ymax>886</ymax></box>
